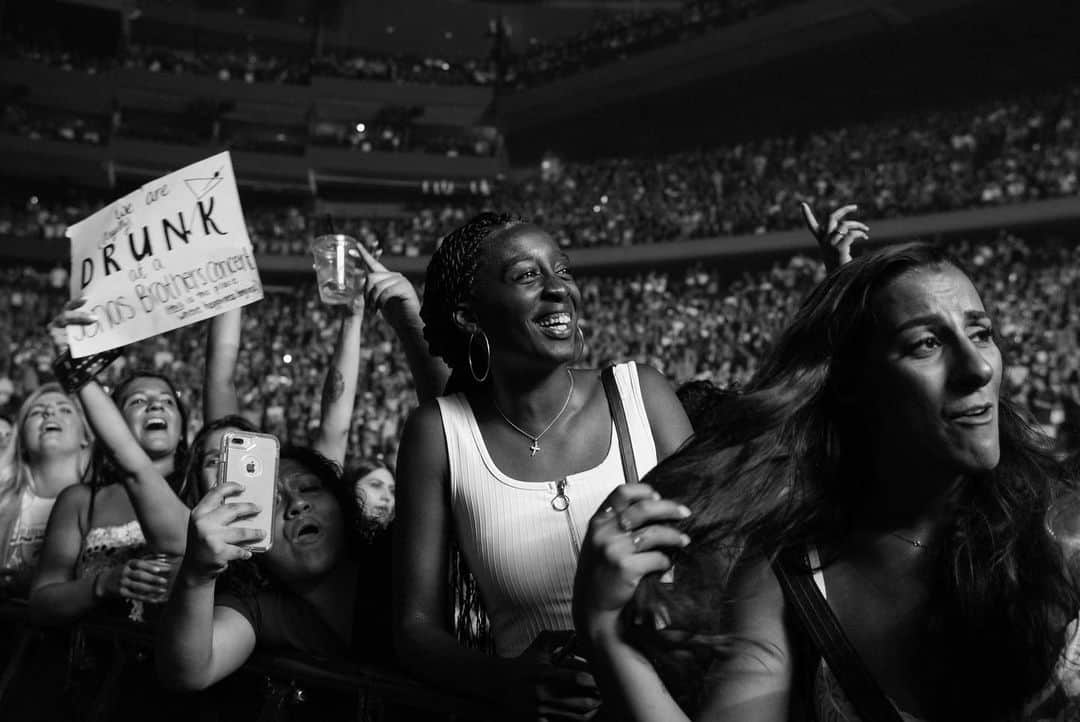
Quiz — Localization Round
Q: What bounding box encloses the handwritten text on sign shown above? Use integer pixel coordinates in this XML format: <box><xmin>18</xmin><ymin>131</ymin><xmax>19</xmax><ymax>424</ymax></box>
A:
<box><xmin>66</xmin><ymin>151</ymin><xmax>263</xmax><ymax>357</ymax></box>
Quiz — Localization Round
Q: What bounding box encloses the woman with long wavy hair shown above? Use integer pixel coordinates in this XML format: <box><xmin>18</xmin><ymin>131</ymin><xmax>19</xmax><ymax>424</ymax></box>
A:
<box><xmin>574</xmin><ymin>241</ymin><xmax>1080</xmax><ymax>721</ymax></box>
<box><xmin>30</xmin><ymin>370</ymin><xmax>192</xmax><ymax>624</ymax></box>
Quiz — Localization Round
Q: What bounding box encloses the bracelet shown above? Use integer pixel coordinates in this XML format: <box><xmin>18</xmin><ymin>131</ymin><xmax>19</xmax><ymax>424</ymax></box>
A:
<box><xmin>52</xmin><ymin>347</ymin><xmax>123</xmax><ymax>395</ymax></box>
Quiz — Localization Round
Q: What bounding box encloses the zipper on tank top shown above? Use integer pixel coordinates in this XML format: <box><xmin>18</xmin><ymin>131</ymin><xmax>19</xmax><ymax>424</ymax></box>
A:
<box><xmin>551</xmin><ymin>478</ymin><xmax>581</xmax><ymax>556</ymax></box>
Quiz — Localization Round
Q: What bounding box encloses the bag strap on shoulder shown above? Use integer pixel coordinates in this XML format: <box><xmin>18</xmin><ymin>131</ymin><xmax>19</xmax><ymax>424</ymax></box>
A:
<box><xmin>771</xmin><ymin>548</ymin><xmax>904</xmax><ymax>722</ymax></box>
<box><xmin>601</xmin><ymin>365</ymin><xmax>638</xmax><ymax>484</ymax></box>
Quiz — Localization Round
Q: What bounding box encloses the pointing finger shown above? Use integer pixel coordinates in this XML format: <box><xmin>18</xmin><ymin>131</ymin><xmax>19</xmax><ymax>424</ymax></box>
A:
<box><xmin>799</xmin><ymin>202</ymin><xmax>820</xmax><ymax>235</ymax></box>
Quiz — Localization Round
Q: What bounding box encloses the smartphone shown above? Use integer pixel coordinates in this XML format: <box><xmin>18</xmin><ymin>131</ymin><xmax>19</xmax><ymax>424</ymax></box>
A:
<box><xmin>217</xmin><ymin>430</ymin><xmax>279</xmax><ymax>554</ymax></box>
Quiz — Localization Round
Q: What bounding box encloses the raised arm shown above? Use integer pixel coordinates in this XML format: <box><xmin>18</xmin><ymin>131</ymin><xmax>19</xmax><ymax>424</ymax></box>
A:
<box><xmin>78</xmin><ymin>381</ymin><xmax>188</xmax><ymax>554</ymax></box>
<box><xmin>313</xmin><ymin>305</ymin><xmax>364</xmax><ymax>468</ymax></box>
<box><xmin>156</xmin><ymin>482</ymin><xmax>265</xmax><ymax>690</ymax></box>
<box><xmin>48</xmin><ymin>305</ymin><xmax>187</xmax><ymax>553</ymax></box>
<box><xmin>204</xmin><ymin>308</ymin><xmax>242</xmax><ymax>422</ymax></box>
<box><xmin>800</xmin><ymin>203</ymin><xmax>868</xmax><ymax>273</ymax></box>
<box><xmin>358</xmin><ymin>245</ymin><xmax>449</xmax><ymax>403</ymax></box>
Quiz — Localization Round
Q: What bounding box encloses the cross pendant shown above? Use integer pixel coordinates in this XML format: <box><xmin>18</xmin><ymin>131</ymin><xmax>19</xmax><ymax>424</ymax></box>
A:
<box><xmin>529</xmin><ymin>440</ymin><xmax>541</xmax><ymax>457</ymax></box>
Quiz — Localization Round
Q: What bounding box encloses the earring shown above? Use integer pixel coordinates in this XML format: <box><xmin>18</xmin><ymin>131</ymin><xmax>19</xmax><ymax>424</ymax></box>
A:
<box><xmin>575</xmin><ymin>326</ymin><xmax>587</xmax><ymax>360</ymax></box>
<box><xmin>468</xmin><ymin>330</ymin><xmax>491</xmax><ymax>383</ymax></box>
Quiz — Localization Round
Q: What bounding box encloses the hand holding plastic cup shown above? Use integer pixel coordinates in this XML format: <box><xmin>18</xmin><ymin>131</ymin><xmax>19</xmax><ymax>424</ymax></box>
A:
<box><xmin>138</xmin><ymin>552</ymin><xmax>183</xmax><ymax>604</ymax></box>
<box><xmin>312</xmin><ymin>234</ymin><xmax>365</xmax><ymax>306</ymax></box>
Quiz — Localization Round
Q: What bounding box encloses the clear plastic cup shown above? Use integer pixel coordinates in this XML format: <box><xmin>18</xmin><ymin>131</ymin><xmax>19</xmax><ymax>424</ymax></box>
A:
<box><xmin>139</xmin><ymin>552</ymin><xmax>182</xmax><ymax>604</ymax></box>
<box><xmin>311</xmin><ymin>234</ymin><xmax>364</xmax><ymax>306</ymax></box>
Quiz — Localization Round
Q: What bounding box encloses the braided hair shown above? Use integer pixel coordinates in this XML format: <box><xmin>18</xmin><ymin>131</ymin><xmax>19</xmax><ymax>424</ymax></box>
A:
<box><xmin>419</xmin><ymin>212</ymin><xmax>527</xmax><ymax>394</ymax></box>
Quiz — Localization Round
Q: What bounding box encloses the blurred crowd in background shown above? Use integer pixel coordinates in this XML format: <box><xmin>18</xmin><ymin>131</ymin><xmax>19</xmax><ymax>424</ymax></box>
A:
<box><xmin>3</xmin><ymin>81</ymin><xmax>1076</xmax><ymax>257</ymax></box>
<box><xmin>3</xmin><ymin>230</ymin><xmax>1078</xmax><ymax>465</ymax></box>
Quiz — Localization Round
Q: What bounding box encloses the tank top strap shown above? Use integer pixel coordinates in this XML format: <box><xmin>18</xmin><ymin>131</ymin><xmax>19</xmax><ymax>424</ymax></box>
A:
<box><xmin>435</xmin><ymin>393</ymin><xmax>483</xmax><ymax>504</ymax></box>
<box><xmin>608</xmin><ymin>362</ymin><xmax>658</xmax><ymax>479</ymax></box>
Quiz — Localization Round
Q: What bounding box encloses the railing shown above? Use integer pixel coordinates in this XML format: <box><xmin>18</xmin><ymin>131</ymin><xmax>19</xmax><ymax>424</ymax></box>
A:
<box><xmin>0</xmin><ymin>601</ymin><xmax>497</xmax><ymax>722</ymax></box>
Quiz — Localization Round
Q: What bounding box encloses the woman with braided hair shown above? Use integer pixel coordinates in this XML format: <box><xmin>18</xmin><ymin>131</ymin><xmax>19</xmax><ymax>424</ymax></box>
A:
<box><xmin>393</xmin><ymin>212</ymin><xmax>693</xmax><ymax>720</ymax></box>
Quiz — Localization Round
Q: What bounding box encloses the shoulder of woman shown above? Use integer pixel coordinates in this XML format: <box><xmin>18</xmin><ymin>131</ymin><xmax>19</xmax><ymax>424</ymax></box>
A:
<box><xmin>399</xmin><ymin>401</ymin><xmax>450</xmax><ymax>471</ymax></box>
<box><xmin>633</xmin><ymin>363</ymin><xmax>673</xmax><ymax>393</ymax></box>
<box><xmin>54</xmin><ymin>482</ymin><xmax>92</xmax><ymax>509</ymax></box>
<box><xmin>403</xmin><ymin>398</ymin><xmax>445</xmax><ymax>433</ymax></box>
<box><xmin>632</xmin><ymin>363</ymin><xmax>693</xmax><ymax>454</ymax></box>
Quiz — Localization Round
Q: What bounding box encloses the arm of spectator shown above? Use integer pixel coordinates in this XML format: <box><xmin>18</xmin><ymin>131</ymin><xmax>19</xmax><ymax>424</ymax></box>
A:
<box><xmin>48</xmin><ymin>304</ymin><xmax>187</xmax><ymax>553</ymax></box>
<box><xmin>156</xmin><ymin>482</ymin><xmax>263</xmax><ymax>690</ymax></box>
<box><xmin>800</xmin><ymin>203</ymin><xmax>868</xmax><ymax>272</ymax></box>
<box><xmin>694</xmin><ymin>560</ymin><xmax>792</xmax><ymax>721</ymax></box>
<box><xmin>313</xmin><ymin>304</ymin><xmax>364</xmax><ymax>468</ymax></box>
<box><xmin>359</xmin><ymin>245</ymin><xmax>450</xmax><ymax>403</ymax></box>
<box><xmin>29</xmin><ymin>484</ymin><xmax>170</xmax><ymax>625</ymax></box>
<box><xmin>573</xmin><ymin>486</ymin><xmax>790</xmax><ymax>722</ymax></box>
<box><xmin>78</xmin><ymin>381</ymin><xmax>189</xmax><ymax>555</ymax></box>
<box><xmin>204</xmin><ymin>309</ymin><xmax>242</xmax><ymax>423</ymax></box>
<box><xmin>637</xmin><ymin>364</ymin><xmax>694</xmax><ymax>460</ymax></box>
<box><xmin>394</xmin><ymin>403</ymin><xmax>595</xmax><ymax>717</ymax></box>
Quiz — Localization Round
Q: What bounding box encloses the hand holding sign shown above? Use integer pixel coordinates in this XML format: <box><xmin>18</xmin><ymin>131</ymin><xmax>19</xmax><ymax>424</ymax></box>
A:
<box><xmin>66</xmin><ymin>152</ymin><xmax>263</xmax><ymax>357</ymax></box>
<box><xmin>49</xmin><ymin>299</ymin><xmax>98</xmax><ymax>355</ymax></box>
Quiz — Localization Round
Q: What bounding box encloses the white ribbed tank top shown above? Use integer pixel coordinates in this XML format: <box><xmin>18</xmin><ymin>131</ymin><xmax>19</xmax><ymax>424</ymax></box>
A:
<box><xmin>436</xmin><ymin>362</ymin><xmax>658</xmax><ymax>658</ymax></box>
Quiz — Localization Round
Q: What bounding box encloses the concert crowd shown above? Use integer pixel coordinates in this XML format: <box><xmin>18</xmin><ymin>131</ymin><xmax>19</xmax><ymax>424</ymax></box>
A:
<box><xmin>3</xmin><ymin>81</ymin><xmax>1077</xmax><ymax>258</ymax></box>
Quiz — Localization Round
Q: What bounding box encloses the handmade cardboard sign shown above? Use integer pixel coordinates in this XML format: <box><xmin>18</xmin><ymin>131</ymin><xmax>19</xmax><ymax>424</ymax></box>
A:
<box><xmin>66</xmin><ymin>151</ymin><xmax>263</xmax><ymax>357</ymax></box>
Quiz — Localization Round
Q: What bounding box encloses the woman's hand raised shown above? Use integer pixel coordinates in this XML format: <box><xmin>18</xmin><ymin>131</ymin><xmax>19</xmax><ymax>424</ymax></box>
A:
<box><xmin>358</xmin><ymin>244</ymin><xmax>422</xmax><ymax>330</ymax></box>
<box><xmin>800</xmin><ymin>203</ymin><xmax>869</xmax><ymax>272</ymax></box>
<box><xmin>573</xmin><ymin>484</ymin><xmax>691</xmax><ymax>648</ymax></box>
<box><xmin>48</xmin><ymin>298</ymin><xmax>97</xmax><ymax>354</ymax></box>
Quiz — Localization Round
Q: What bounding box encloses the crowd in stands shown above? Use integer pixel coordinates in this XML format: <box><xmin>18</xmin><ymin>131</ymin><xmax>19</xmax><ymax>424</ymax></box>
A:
<box><xmin>4</xmin><ymin>37</ymin><xmax>494</xmax><ymax>88</ymax></box>
<box><xmin>2</xmin><ymin>81</ymin><xmax>1077</xmax><ymax>256</ymax></box>
<box><xmin>3</xmin><ymin>230</ymin><xmax>1078</xmax><ymax>471</ymax></box>
<box><xmin>4</xmin><ymin>0</ymin><xmax>806</xmax><ymax>90</ymax></box>
<box><xmin>511</xmin><ymin>0</ymin><xmax>797</xmax><ymax>87</ymax></box>
<box><xmin>1</xmin><ymin>216</ymin><xmax>1079</xmax><ymax>719</ymax></box>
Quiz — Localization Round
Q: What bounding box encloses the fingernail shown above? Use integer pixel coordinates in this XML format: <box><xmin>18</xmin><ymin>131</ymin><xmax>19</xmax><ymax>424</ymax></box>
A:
<box><xmin>680</xmin><ymin>534</ymin><xmax>691</xmax><ymax>546</ymax></box>
<box><xmin>651</xmin><ymin>491</ymin><xmax>662</xmax><ymax>501</ymax></box>
<box><xmin>243</xmin><ymin>550</ymin><xmax>253</xmax><ymax>559</ymax></box>
<box><xmin>677</xmin><ymin>505</ymin><xmax>692</xmax><ymax>518</ymax></box>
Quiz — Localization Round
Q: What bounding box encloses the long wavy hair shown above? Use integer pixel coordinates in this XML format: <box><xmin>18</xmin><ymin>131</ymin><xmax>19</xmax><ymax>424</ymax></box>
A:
<box><xmin>625</xmin><ymin>242</ymin><xmax>1079</xmax><ymax>717</ymax></box>
<box><xmin>0</xmin><ymin>383</ymin><xmax>94</xmax><ymax>569</ymax></box>
<box><xmin>92</xmin><ymin>371</ymin><xmax>190</xmax><ymax>495</ymax></box>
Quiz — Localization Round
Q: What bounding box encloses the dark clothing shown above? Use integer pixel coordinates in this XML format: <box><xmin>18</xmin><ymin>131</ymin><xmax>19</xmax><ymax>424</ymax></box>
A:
<box><xmin>215</xmin><ymin>528</ymin><xmax>394</xmax><ymax>665</ymax></box>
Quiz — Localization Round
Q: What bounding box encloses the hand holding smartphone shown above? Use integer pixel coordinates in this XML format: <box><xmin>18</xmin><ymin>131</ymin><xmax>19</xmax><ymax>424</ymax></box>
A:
<box><xmin>217</xmin><ymin>431</ymin><xmax>279</xmax><ymax>554</ymax></box>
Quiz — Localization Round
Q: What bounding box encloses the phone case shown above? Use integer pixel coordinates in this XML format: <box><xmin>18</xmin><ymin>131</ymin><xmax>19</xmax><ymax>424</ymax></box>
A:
<box><xmin>218</xmin><ymin>431</ymin><xmax>279</xmax><ymax>553</ymax></box>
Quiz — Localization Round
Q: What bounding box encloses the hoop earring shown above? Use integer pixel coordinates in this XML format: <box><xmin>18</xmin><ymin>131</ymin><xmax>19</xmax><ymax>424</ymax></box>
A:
<box><xmin>575</xmin><ymin>326</ymin><xmax>587</xmax><ymax>361</ymax></box>
<box><xmin>467</xmin><ymin>330</ymin><xmax>491</xmax><ymax>383</ymax></box>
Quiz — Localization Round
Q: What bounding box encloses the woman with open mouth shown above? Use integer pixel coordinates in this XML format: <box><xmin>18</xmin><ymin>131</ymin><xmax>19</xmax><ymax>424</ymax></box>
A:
<box><xmin>573</xmin><ymin>241</ymin><xmax>1080</xmax><ymax>721</ymax></box>
<box><xmin>30</xmin><ymin>340</ymin><xmax>191</xmax><ymax>625</ymax></box>
<box><xmin>157</xmin><ymin>445</ymin><xmax>381</xmax><ymax>692</ymax></box>
<box><xmin>0</xmin><ymin>383</ymin><xmax>93</xmax><ymax>596</ymax></box>
<box><xmin>392</xmin><ymin>212</ymin><xmax>695</xmax><ymax>721</ymax></box>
